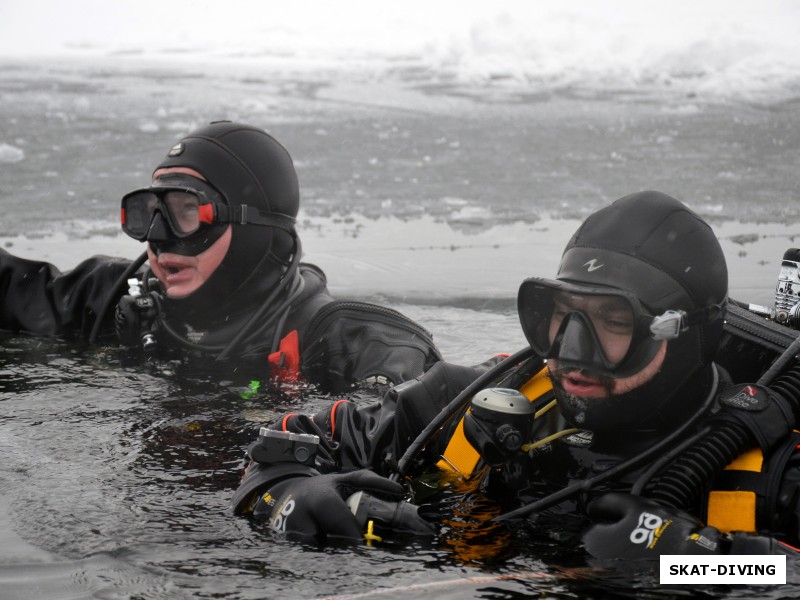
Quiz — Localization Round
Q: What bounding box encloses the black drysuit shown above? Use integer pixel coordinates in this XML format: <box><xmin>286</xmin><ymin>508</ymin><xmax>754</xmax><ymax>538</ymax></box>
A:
<box><xmin>0</xmin><ymin>249</ymin><xmax>441</xmax><ymax>392</ymax></box>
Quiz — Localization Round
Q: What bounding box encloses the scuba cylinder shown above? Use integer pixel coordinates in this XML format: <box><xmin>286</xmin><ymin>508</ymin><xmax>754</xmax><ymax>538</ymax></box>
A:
<box><xmin>732</xmin><ymin>249</ymin><xmax>800</xmax><ymax>329</ymax></box>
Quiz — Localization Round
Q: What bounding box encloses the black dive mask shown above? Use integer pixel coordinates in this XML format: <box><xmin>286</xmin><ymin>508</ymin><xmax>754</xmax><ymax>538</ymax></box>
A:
<box><xmin>122</xmin><ymin>174</ymin><xmax>229</xmax><ymax>257</ymax></box>
<box><xmin>122</xmin><ymin>173</ymin><xmax>296</xmax><ymax>258</ymax></box>
<box><xmin>518</xmin><ymin>278</ymin><xmax>724</xmax><ymax>379</ymax></box>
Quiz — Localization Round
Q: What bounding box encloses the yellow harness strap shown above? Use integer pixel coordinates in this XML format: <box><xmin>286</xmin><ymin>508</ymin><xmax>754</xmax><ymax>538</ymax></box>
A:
<box><xmin>436</xmin><ymin>367</ymin><xmax>552</xmax><ymax>475</ymax></box>
<box><xmin>519</xmin><ymin>367</ymin><xmax>553</xmax><ymax>403</ymax></box>
<box><xmin>436</xmin><ymin>417</ymin><xmax>480</xmax><ymax>475</ymax></box>
<box><xmin>706</xmin><ymin>447</ymin><xmax>763</xmax><ymax>534</ymax></box>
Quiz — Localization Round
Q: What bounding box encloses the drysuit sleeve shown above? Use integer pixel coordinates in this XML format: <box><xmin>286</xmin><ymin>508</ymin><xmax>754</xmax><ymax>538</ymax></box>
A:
<box><xmin>298</xmin><ymin>300</ymin><xmax>444</xmax><ymax>393</ymax></box>
<box><xmin>231</xmin><ymin>360</ymin><xmax>489</xmax><ymax>515</ymax></box>
<box><xmin>283</xmin><ymin>360</ymin><xmax>487</xmax><ymax>473</ymax></box>
<box><xmin>0</xmin><ymin>249</ymin><xmax>132</xmax><ymax>339</ymax></box>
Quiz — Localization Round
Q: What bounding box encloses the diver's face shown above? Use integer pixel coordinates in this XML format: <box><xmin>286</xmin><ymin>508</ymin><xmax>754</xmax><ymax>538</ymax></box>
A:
<box><xmin>545</xmin><ymin>290</ymin><xmax>667</xmax><ymax>398</ymax></box>
<box><xmin>146</xmin><ymin>167</ymin><xmax>232</xmax><ymax>298</ymax></box>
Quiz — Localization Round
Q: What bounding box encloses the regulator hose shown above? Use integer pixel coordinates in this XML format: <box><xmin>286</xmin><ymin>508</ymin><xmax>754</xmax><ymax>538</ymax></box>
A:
<box><xmin>638</xmin><ymin>333</ymin><xmax>800</xmax><ymax>509</ymax></box>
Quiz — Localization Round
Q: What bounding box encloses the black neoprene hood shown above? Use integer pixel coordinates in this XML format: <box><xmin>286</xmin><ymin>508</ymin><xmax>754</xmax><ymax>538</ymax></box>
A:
<box><xmin>154</xmin><ymin>121</ymin><xmax>299</xmax><ymax>217</ymax></box>
<box><xmin>529</xmin><ymin>190</ymin><xmax>729</xmax><ymax>432</ymax></box>
<box><xmin>152</xmin><ymin>121</ymin><xmax>300</xmax><ymax>315</ymax></box>
<box><xmin>559</xmin><ymin>191</ymin><xmax>727</xmax><ymax>314</ymax></box>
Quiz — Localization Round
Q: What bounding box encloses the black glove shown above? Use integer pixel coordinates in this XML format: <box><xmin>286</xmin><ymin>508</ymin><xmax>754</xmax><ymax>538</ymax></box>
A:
<box><xmin>584</xmin><ymin>493</ymin><xmax>796</xmax><ymax>559</ymax></box>
<box><xmin>583</xmin><ymin>493</ymin><xmax>728</xmax><ymax>559</ymax></box>
<box><xmin>114</xmin><ymin>293</ymin><xmax>158</xmax><ymax>349</ymax></box>
<box><xmin>252</xmin><ymin>470</ymin><xmax>409</xmax><ymax>540</ymax></box>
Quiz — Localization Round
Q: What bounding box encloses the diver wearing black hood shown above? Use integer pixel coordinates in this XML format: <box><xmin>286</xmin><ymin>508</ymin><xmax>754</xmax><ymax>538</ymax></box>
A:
<box><xmin>231</xmin><ymin>191</ymin><xmax>800</xmax><ymax>559</ymax></box>
<box><xmin>145</xmin><ymin>121</ymin><xmax>300</xmax><ymax>319</ymax></box>
<box><xmin>519</xmin><ymin>189</ymin><xmax>728</xmax><ymax>435</ymax></box>
<box><xmin>0</xmin><ymin>122</ymin><xmax>441</xmax><ymax>392</ymax></box>
<box><xmin>124</xmin><ymin>121</ymin><xmax>306</xmax><ymax>357</ymax></box>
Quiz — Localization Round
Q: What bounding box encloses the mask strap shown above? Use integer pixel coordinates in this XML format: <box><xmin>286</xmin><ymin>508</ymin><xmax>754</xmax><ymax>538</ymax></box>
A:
<box><xmin>215</xmin><ymin>205</ymin><xmax>296</xmax><ymax>234</ymax></box>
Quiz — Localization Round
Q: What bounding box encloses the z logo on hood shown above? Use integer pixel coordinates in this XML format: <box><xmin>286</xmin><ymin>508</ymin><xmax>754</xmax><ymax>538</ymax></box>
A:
<box><xmin>583</xmin><ymin>259</ymin><xmax>604</xmax><ymax>272</ymax></box>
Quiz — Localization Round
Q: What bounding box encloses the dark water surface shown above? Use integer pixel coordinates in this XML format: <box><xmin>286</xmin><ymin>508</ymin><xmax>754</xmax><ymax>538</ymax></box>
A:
<box><xmin>2</xmin><ymin>57</ymin><xmax>800</xmax><ymax>598</ymax></box>
<box><xmin>5</xmin><ymin>336</ymin><xmax>798</xmax><ymax>600</ymax></box>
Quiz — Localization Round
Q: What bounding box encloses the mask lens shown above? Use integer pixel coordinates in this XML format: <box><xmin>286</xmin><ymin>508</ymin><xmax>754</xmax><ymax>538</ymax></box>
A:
<box><xmin>121</xmin><ymin>191</ymin><xmax>159</xmax><ymax>239</ymax></box>
<box><xmin>164</xmin><ymin>191</ymin><xmax>202</xmax><ymax>235</ymax></box>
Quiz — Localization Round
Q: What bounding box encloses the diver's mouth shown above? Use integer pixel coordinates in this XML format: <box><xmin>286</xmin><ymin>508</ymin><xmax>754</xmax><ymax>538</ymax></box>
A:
<box><xmin>163</xmin><ymin>264</ymin><xmax>192</xmax><ymax>281</ymax></box>
<box><xmin>557</xmin><ymin>369</ymin><xmax>610</xmax><ymax>398</ymax></box>
<box><xmin>154</xmin><ymin>254</ymin><xmax>196</xmax><ymax>282</ymax></box>
<box><xmin>564</xmin><ymin>372</ymin><xmax>599</xmax><ymax>389</ymax></box>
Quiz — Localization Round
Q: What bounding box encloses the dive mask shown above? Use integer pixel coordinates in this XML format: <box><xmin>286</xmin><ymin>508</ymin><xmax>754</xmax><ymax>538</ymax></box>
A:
<box><xmin>122</xmin><ymin>173</ymin><xmax>237</xmax><ymax>241</ymax></box>
<box><xmin>121</xmin><ymin>174</ymin><xmax>296</xmax><ymax>242</ymax></box>
<box><xmin>518</xmin><ymin>278</ymin><xmax>722</xmax><ymax>378</ymax></box>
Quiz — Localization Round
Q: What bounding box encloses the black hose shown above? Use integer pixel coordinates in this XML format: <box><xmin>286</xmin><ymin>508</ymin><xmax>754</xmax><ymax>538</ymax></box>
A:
<box><xmin>764</xmin><ymin>349</ymin><xmax>800</xmax><ymax>400</ymax></box>
<box><xmin>215</xmin><ymin>236</ymin><xmax>304</xmax><ymax>361</ymax></box>
<box><xmin>629</xmin><ymin>424</ymin><xmax>714</xmax><ymax>497</ymax></box>
<box><xmin>642</xmin><ymin>421</ymin><xmax>749</xmax><ymax>508</ymax></box>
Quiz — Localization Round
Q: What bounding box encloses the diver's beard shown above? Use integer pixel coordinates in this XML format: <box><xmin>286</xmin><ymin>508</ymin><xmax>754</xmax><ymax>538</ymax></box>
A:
<box><xmin>549</xmin><ymin>342</ymin><xmax>709</xmax><ymax>433</ymax></box>
<box><xmin>548</xmin><ymin>364</ymin><xmax>669</xmax><ymax>432</ymax></box>
<box><xmin>549</xmin><ymin>371</ymin><xmax>619</xmax><ymax>429</ymax></box>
